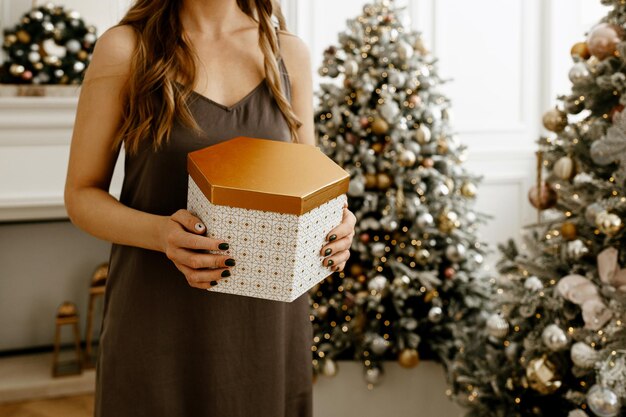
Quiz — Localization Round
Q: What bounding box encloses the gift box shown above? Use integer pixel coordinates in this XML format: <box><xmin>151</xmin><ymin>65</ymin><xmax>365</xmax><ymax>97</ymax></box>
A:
<box><xmin>187</xmin><ymin>136</ymin><xmax>350</xmax><ymax>302</ymax></box>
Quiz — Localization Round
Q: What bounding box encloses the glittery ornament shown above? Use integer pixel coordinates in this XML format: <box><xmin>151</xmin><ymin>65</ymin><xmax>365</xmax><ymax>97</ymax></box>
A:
<box><xmin>377</xmin><ymin>172</ymin><xmax>392</xmax><ymax>189</ymax></box>
<box><xmin>398</xmin><ymin>348</ymin><xmax>420</xmax><ymax>368</ymax></box>
<box><xmin>571</xmin><ymin>41</ymin><xmax>591</xmax><ymax>59</ymax></box>
<box><xmin>370</xmin><ymin>334</ymin><xmax>389</xmax><ymax>355</ymax></box>
<box><xmin>595</xmin><ymin>211</ymin><xmax>622</xmax><ymax>236</ymax></box>
<box><xmin>541</xmin><ymin>324</ymin><xmax>568</xmax><ymax>351</ymax></box>
<box><xmin>526</xmin><ymin>356</ymin><xmax>562</xmax><ymax>394</ymax></box>
<box><xmin>486</xmin><ymin>313</ymin><xmax>509</xmax><ymax>338</ymax></box>
<box><xmin>460</xmin><ymin>182</ymin><xmax>477</xmax><ymax>198</ymax></box>
<box><xmin>398</xmin><ymin>149</ymin><xmax>416</xmax><ymax>167</ymax></box>
<box><xmin>414</xmin><ymin>249</ymin><xmax>431</xmax><ymax>265</ymax></box>
<box><xmin>586</xmin><ymin>385</ymin><xmax>621</xmax><ymax>417</ymax></box>
<box><xmin>438</xmin><ymin>210</ymin><xmax>460</xmax><ymax>233</ymax></box>
<box><xmin>528</xmin><ymin>182</ymin><xmax>557</xmax><ymax>210</ymax></box>
<box><xmin>585</xmin><ymin>203</ymin><xmax>605</xmax><ymax>225</ymax></box>
<box><xmin>371</xmin><ymin>242</ymin><xmax>386</xmax><ymax>258</ymax></box>
<box><xmin>542</xmin><ymin>108</ymin><xmax>568</xmax><ymax>132</ymax></box>
<box><xmin>379</xmin><ymin>215</ymin><xmax>398</xmax><ymax>231</ymax></box>
<box><xmin>587</xmin><ymin>23</ymin><xmax>623</xmax><ymax>60</ymax></box>
<box><xmin>417</xmin><ymin>212</ymin><xmax>434</xmax><ymax>228</ymax></box>
<box><xmin>365</xmin><ymin>173</ymin><xmax>377</xmax><ymax>189</ymax></box>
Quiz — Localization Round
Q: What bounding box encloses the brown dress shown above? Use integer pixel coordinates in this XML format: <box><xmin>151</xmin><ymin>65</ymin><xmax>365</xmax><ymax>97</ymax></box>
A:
<box><xmin>95</xmin><ymin>35</ymin><xmax>313</xmax><ymax>417</ymax></box>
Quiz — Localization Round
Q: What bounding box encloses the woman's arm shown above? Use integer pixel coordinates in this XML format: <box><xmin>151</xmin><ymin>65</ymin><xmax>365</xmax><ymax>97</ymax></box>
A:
<box><xmin>64</xmin><ymin>25</ymin><xmax>167</xmax><ymax>252</ymax></box>
<box><xmin>64</xmin><ymin>25</ymin><xmax>233</xmax><ymax>289</ymax></box>
<box><xmin>279</xmin><ymin>31</ymin><xmax>356</xmax><ymax>272</ymax></box>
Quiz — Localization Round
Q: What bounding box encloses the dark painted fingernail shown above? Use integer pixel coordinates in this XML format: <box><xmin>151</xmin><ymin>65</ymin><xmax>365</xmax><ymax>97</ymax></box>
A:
<box><xmin>218</xmin><ymin>243</ymin><xmax>229</xmax><ymax>250</ymax></box>
<box><xmin>225</xmin><ymin>258</ymin><xmax>236</xmax><ymax>266</ymax></box>
<box><xmin>327</xmin><ymin>259</ymin><xmax>334</xmax><ymax>266</ymax></box>
<box><xmin>324</xmin><ymin>248</ymin><xmax>332</xmax><ymax>256</ymax></box>
<box><xmin>221</xmin><ymin>269</ymin><xmax>231</xmax><ymax>277</ymax></box>
<box><xmin>328</xmin><ymin>234</ymin><xmax>337</xmax><ymax>242</ymax></box>
<box><xmin>210</xmin><ymin>280</ymin><xmax>218</xmax><ymax>286</ymax></box>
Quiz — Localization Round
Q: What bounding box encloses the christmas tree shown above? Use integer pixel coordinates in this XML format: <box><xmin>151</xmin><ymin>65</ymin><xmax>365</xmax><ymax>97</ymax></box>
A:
<box><xmin>446</xmin><ymin>2</ymin><xmax>626</xmax><ymax>416</ymax></box>
<box><xmin>309</xmin><ymin>0</ymin><xmax>492</xmax><ymax>388</ymax></box>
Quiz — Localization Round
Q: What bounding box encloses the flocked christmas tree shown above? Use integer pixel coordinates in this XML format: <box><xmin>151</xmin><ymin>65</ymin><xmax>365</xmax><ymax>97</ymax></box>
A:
<box><xmin>308</xmin><ymin>0</ymin><xmax>493</xmax><ymax>388</ymax></box>
<box><xmin>446</xmin><ymin>2</ymin><xmax>626</xmax><ymax>416</ymax></box>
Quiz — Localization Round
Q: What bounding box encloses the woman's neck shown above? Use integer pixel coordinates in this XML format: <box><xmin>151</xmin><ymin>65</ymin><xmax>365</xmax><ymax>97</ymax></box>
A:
<box><xmin>180</xmin><ymin>0</ymin><xmax>250</xmax><ymax>37</ymax></box>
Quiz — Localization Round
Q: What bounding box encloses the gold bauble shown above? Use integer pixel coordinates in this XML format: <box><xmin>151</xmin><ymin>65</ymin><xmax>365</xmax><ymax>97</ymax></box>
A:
<box><xmin>542</xmin><ymin>108</ymin><xmax>568</xmax><ymax>132</ymax></box>
<box><xmin>34</xmin><ymin>62</ymin><xmax>44</xmax><ymax>70</ymax></box>
<box><xmin>438</xmin><ymin>210</ymin><xmax>460</xmax><ymax>233</ymax></box>
<box><xmin>414</xmin><ymin>249</ymin><xmax>430</xmax><ymax>265</ymax></box>
<box><xmin>398</xmin><ymin>149</ymin><xmax>417</xmax><ymax>167</ymax></box>
<box><xmin>560</xmin><ymin>222</ymin><xmax>577</xmax><ymax>241</ymax></box>
<box><xmin>350</xmin><ymin>263</ymin><xmax>364</xmax><ymax>277</ymax></box>
<box><xmin>16</xmin><ymin>30</ymin><xmax>31</xmax><ymax>44</ymax></box>
<box><xmin>461</xmin><ymin>182</ymin><xmax>477</xmax><ymax>198</ymax></box>
<box><xmin>371</xmin><ymin>142</ymin><xmax>385</xmax><ymax>154</ymax></box>
<box><xmin>436</xmin><ymin>138</ymin><xmax>448</xmax><ymax>154</ymax></box>
<box><xmin>526</xmin><ymin>356</ymin><xmax>562</xmax><ymax>395</ymax></box>
<box><xmin>371</xmin><ymin>117</ymin><xmax>389</xmax><ymax>135</ymax></box>
<box><xmin>365</xmin><ymin>173</ymin><xmax>377</xmax><ymax>189</ymax></box>
<box><xmin>398</xmin><ymin>349</ymin><xmax>420</xmax><ymax>368</ymax></box>
<box><xmin>78</xmin><ymin>50</ymin><xmax>89</xmax><ymax>60</ymax></box>
<box><xmin>596</xmin><ymin>211</ymin><xmax>622</xmax><ymax>236</ymax></box>
<box><xmin>9</xmin><ymin>64</ymin><xmax>25</xmax><ymax>76</ymax></box>
<box><xmin>57</xmin><ymin>301</ymin><xmax>78</xmax><ymax>318</ymax></box>
<box><xmin>377</xmin><ymin>172</ymin><xmax>392</xmax><ymax>189</ymax></box>
<box><xmin>528</xmin><ymin>182</ymin><xmax>557</xmax><ymax>210</ymax></box>
<box><xmin>570</xmin><ymin>41</ymin><xmax>591</xmax><ymax>59</ymax></box>
<box><xmin>4</xmin><ymin>34</ymin><xmax>17</xmax><ymax>46</ymax></box>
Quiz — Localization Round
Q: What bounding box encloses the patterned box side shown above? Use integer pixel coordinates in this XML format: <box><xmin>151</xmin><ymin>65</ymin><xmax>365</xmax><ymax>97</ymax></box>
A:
<box><xmin>289</xmin><ymin>193</ymin><xmax>347</xmax><ymax>302</ymax></box>
<box><xmin>188</xmin><ymin>175</ymin><xmax>346</xmax><ymax>302</ymax></box>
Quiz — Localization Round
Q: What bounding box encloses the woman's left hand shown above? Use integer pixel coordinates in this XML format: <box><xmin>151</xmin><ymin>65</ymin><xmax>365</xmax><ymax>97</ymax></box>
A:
<box><xmin>320</xmin><ymin>202</ymin><xmax>356</xmax><ymax>272</ymax></box>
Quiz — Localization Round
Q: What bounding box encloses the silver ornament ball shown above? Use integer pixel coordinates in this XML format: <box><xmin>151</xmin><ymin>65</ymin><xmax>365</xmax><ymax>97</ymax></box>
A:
<box><xmin>586</xmin><ymin>385</ymin><xmax>621</xmax><ymax>417</ymax></box>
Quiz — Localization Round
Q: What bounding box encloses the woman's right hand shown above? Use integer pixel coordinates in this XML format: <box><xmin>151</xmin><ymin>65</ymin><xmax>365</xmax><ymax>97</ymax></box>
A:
<box><xmin>158</xmin><ymin>209</ymin><xmax>235</xmax><ymax>290</ymax></box>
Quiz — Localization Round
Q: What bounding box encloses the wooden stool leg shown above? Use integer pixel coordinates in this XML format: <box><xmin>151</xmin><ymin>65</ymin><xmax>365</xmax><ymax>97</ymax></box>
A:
<box><xmin>52</xmin><ymin>324</ymin><xmax>61</xmax><ymax>377</ymax></box>
<box><xmin>73</xmin><ymin>321</ymin><xmax>83</xmax><ymax>374</ymax></box>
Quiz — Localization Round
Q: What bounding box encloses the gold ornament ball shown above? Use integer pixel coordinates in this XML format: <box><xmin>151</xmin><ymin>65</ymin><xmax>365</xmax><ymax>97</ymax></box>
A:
<box><xmin>78</xmin><ymin>50</ymin><xmax>89</xmax><ymax>60</ymax></box>
<box><xmin>414</xmin><ymin>249</ymin><xmax>431</xmax><ymax>265</ymax></box>
<box><xmin>436</xmin><ymin>138</ymin><xmax>449</xmax><ymax>154</ymax></box>
<box><xmin>587</xmin><ymin>23</ymin><xmax>623</xmax><ymax>60</ymax></box>
<box><xmin>16</xmin><ymin>29</ymin><xmax>31</xmax><ymax>43</ymax></box>
<box><xmin>596</xmin><ymin>211</ymin><xmax>622</xmax><ymax>236</ymax></box>
<box><xmin>398</xmin><ymin>349</ymin><xmax>420</xmax><ymax>368</ymax></box>
<box><xmin>553</xmin><ymin>156</ymin><xmax>575</xmax><ymax>180</ymax></box>
<box><xmin>371</xmin><ymin>142</ymin><xmax>385</xmax><ymax>154</ymax></box>
<box><xmin>422</xmin><ymin>157</ymin><xmax>434</xmax><ymax>168</ymax></box>
<box><xmin>34</xmin><ymin>62</ymin><xmax>43</xmax><ymax>70</ymax></box>
<box><xmin>377</xmin><ymin>172</ymin><xmax>392</xmax><ymax>189</ymax></box>
<box><xmin>570</xmin><ymin>41</ymin><xmax>591</xmax><ymax>59</ymax></box>
<box><xmin>438</xmin><ymin>210</ymin><xmax>460</xmax><ymax>233</ymax></box>
<box><xmin>526</xmin><ymin>356</ymin><xmax>562</xmax><ymax>395</ymax></box>
<box><xmin>365</xmin><ymin>173</ymin><xmax>378</xmax><ymax>189</ymax></box>
<box><xmin>398</xmin><ymin>149</ymin><xmax>417</xmax><ymax>167</ymax></box>
<box><xmin>57</xmin><ymin>301</ymin><xmax>78</xmax><ymax>318</ymax></box>
<box><xmin>4</xmin><ymin>34</ymin><xmax>17</xmax><ymax>46</ymax></box>
<box><xmin>560</xmin><ymin>222</ymin><xmax>577</xmax><ymax>241</ymax></box>
<box><xmin>371</xmin><ymin>117</ymin><xmax>389</xmax><ymax>135</ymax></box>
<box><xmin>350</xmin><ymin>263</ymin><xmax>364</xmax><ymax>277</ymax></box>
<box><xmin>9</xmin><ymin>64</ymin><xmax>25</xmax><ymax>76</ymax></box>
<box><xmin>461</xmin><ymin>182</ymin><xmax>477</xmax><ymax>198</ymax></box>
<box><xmin>542</xmin><ymin>108</ymin><xmax>568</xmax><ymax>132</ymax></box>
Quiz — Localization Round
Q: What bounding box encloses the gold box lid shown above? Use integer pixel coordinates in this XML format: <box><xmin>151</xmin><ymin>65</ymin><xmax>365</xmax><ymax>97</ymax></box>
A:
<box><xmin>188</xmin><ymin>136</ymin><xmax>350</xmax><ymax>215</ymax></box>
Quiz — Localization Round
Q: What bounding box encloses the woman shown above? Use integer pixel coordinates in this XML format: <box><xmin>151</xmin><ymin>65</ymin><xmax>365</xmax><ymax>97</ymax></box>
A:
<box><xmin>64</xmin><ymin>0</ymin><xmax>356</xmax><ymax>415</ymax></box>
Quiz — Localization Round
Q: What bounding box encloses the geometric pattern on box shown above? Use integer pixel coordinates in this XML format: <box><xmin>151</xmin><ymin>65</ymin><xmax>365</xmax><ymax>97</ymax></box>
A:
<box><xmin>188</xmin><ymin>176</ymin><xmax>347</xmax><ymax>302</ymax></box>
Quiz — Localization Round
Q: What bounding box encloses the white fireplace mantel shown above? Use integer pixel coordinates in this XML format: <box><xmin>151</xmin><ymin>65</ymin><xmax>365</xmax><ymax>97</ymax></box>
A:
<box><xmin>0</xmin><ymin>91</ymin><xmax>124</xmax><ymax>222</ymax></box>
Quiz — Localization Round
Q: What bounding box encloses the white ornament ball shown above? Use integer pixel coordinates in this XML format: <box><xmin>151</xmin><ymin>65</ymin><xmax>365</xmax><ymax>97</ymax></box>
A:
<box><xmin>428</xmin><ymin>306</ymin><xmax>443</xmax><ymax>323</ymax></box>
<box><xmin>398</xmin><ymin>149</ymin><xmax>417</xmax><ymax>167</ymax></box>
<box><xmin>417</xmin><ymin>212</ymin><xmax>434</xmax><ymax>228</ymax></box>
<box><xmin>322</xmin><ymin>358</ymin><xmax>338</xmax><ymax>376</ymax></box>
<box><xmin>370</xmin><ymin>335</ymin><xmax>389</xmax><ymax>355</ymax></box>
<box><xmin>371</xmin><ymin>242</ymin><xmax>386</xmax><ymax>258</ymax></box>
<box><xmin>541</xmin><ymin>324</ymin><xmax>569</xmax><ymax>351</ymax></box>
<box><xmin>368</xmin><ymin>275</ymin><xmax>388</xmax><ymax>292</ymax></box>
<box><xmin>570</xmin><ymin>342</ymin><xmax>598</xmax><ymax>369</ymax></box>
<box><xmin>28</xmin><ymin>51</ymin><xmax>41</xmax><ymax>63</ymax></box>
<box><xmin>445</xmin><ymin>243</ymin><xmax>466</xmax><ymax>262</ymax></box>
<box><xmin>66</xmin><ymin>39</ymin><xmax>81</xmax><ymax>54</ymax></box>
<box><xmin>73</xmin><ymin>61</ymin><xmax>85</xmax><ymax>73</ymax></box>
<box><xmin>415</xmin><ymin>124</ymin><xmax>431</xmax><ymax>144</ymax></box>
<box><xmin>568</xmin><ymin>62</ymin><xmax>591</xmax><ymax>85</ymax></box>
<box><xmin>486</xmin><ymin>313</ymin><xmax>509</xmax><ymax>338</ymax></box>
<box><xmin>586</xmin><ymin>385</ymin><xmax>621</xmax><ymax>417</ymax></box>
<box><xmin>524</xmin><ymin>276</ymin><xmax>543</xmax><ymax>292</ymax></box>
<box><xmin>553</xmin><ymin>156</ymin><xmax>575</xmax><ymax>180</ymax></box>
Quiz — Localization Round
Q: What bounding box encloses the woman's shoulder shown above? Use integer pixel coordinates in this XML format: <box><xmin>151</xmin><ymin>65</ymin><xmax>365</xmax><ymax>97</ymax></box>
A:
<box><xmin>84</xmin><ymin>24</ymin><xmax>137</xmax><ymax>81</ymax></box>
<box><xmin>276</xmin><ymin>30</ymin><xmax>311</xmax><ymax>81</ymax></box>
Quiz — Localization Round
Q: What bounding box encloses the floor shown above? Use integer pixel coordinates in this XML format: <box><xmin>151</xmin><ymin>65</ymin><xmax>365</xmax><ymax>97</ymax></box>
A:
<box><xmin>0</xmin><ymin>394</ymin><xmax>94</xmax><ymax>417</ymax></box>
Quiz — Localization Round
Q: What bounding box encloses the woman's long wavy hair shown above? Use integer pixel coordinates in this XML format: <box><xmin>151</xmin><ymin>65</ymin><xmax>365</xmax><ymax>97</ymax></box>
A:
<box><xmin>111</xmin><ymin>0</ymin><xmax>301</xmax><ymax>155</ymax></box>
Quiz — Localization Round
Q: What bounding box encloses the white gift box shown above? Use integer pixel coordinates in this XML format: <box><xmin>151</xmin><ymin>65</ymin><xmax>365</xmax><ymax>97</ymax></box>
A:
<box><xmin>187</xmin><ymin>136</ymin><xmax>350</xmax><ymax>302</ymax></box>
